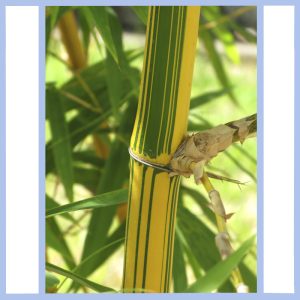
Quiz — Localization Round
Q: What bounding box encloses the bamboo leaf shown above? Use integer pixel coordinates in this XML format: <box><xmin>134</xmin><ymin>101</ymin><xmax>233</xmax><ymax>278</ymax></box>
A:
<box><xmin>47</xmin><ymin>86</ymin><xmax>74</xmax><ymax>201</ymax></box>
<box><xmin>46</xmin><ymin>195</ymin><xmax>75</xmax><ymax>222</ymax></box>
<box><xmin>230</xmin><ymin>21</ymin><xmax>257</xmax><ymax>43</ymax></box>
<box><xmin>173</xmin><ymin>231</ymin><xmax>188</xmax><ymax>292</ymax></box>
<box><xmin>177</xmin><ymin>206</ymin><xmax>235</xmax><ymax>291</ymax></box>
<box><xmin>46</xmin><ymin>271</ymin><xmax>60</xmax><ymax>293</ymax></box>
<box><xmin>203</xmin><ymin>7</ymin><xmax>240</xmax><ymax>64</ymax></box>
<box><xmin>77</xmin><ymin>8</ymin><xmax>91</xmax><ymax>55</ymax></box>
<box><xmin>200</xmin><ymin>29</ymin><xmax>237</xmax><ymax>104</ymax></box>
<box><xmin>73</xmin><ymin>166</ymin><xmax>101</xmax><ymax>193</ymax></box>
<box><xmin>73</xmin><ymin>150</ymin><xmax>105</xmax><ymax>168</ymax></box>
<box><xmin>68</xmin><ymin>222</ymin><xmax>126</xmax><ymax>292</ymax></box>
<box><xmin>46</xmin><ymin>218</ymin><xmax>76</xmax><ymax>269</ymax></box>
<box><xmin>106</xmin><ymin>51</ymin><xmax>122</xmax><ymax>121</ymax></box>
<box><xmin>131</xmin><ymin>6</ymin><xmax>149</xmax><ymax>25</ymax></box>
<box><xmin>185</xmin><ymin>236</ymin><xmax>255</xmax><ymax>292</ymax></box>
<box><xmin>85</xmin><ymin>7</ymin><xmax>119</xmax><ymax>64</ymax></box>
<box><xmin>59</xmin><ymin>237</ymin><xmax>125</xmax><ymax>292</ymax></box>
<box><xmin>181</xmin><ymin>186</ymin><xmax>215</xmax><ymax>224</ymax></box>
<box><xmin>190</xmin><ymin>88</ymin><xmax>230</xmax><ymax>109</ymax></box>
<box><xmin>46</xmin><ymin>189</ymin><xmax>128</xmax><ymax>218</ymax></box>
<box><xmin>46</xmin><ymin>262</ymin><xmax>116</xmax><ymax>293</ymax></box>
<box><xmin>104</xmin><ymin>10</ymin><xmax>125</xmax><ymax>122</ymax></box>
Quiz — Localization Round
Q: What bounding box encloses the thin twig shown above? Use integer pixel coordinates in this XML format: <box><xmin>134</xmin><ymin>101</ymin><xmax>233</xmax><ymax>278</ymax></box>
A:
<box><xmin>200</xmin><ymin>172</ymin><xmax>248</xmax><ymax>293</ymax></box>
<box><xmin>201</xmin><ymin>6</ymin><xmax>255</xmax><ymax>31</ymax></box>
<box><xmin>59</xmin><ymin>90</ymin><xmax>102</xmax><ymax>113</ymax></box>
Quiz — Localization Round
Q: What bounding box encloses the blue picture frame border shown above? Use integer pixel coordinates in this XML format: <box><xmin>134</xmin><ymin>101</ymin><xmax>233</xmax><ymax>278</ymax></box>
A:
<box><xmin>0</xmin><ymin>0</ymin><xmax>298</xmax><ymax>298</ymax></box>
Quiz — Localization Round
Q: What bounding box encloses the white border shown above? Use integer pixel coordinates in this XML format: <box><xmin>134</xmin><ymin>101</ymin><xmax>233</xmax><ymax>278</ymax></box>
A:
<box><xmin>263</xmin><ymin>5</ymin><xmax>295</xmax><ymax>293</ymax></box>
<box><xmin>6</xmin><ymin>6</ymin><xmax>39</xmax><ymax>293</ymax></box>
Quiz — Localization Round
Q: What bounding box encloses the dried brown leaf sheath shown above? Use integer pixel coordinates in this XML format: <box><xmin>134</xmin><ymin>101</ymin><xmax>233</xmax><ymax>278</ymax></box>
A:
<box><xmin>169</xmin><ymin>114</ymin><xmax>256</xmax><ymax>183</ymax></box>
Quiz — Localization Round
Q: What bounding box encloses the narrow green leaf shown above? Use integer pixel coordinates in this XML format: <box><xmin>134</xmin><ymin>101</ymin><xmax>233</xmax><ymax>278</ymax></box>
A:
<box><xmin>46</xmin><ymin>195</ymin><xmax>75</xmax><ymax>222</ymax></box>
<box><xmin>85</xmin><ymin>7</ymin><xmax>119</xmax><ymax>64</ymax></box>
<box><xmin>73</xmin><ymin>150</ymin><xmax>105</xmax><ymax>167</ymax></box>
<box><xmin>105</xmin><ymin>45</ymin><xmax>122</xmax><ymax>122</ymax></box>
<box><xmin>190</xmin><ymin>88</ymin><xmax>230</xmax><ymax>109</ymax></box>
<box><xmin>46</xmin><ymin>188</ymin><xmax>128</xmax><ymax>218</ymax></box>
<box><xmin>101</xmin><ymin>7</ymin><xmax>130</xmax><ymax>121</ymax></box>
<box><xmin>230</xmin><ymin>21</ymin><xmax>257</xmax><ymax>43</ymax></box>
<box><xmin>46</xmin><ymin>219</ymin><xmax>76</xmax><ymax>269</ymax></box>
<box><xmin>73</xmin><ymin>166</ymin><xmax>101</xmax><ymax>194</ymax></box>
<box><xmin>68</xmin><ymin>222</ymin><xmax>126</xmax><ymax>292</ymax></box>
<box><xmin>185</xmin><ymin>236</ymin><xmax>256</xmax><ymax>292</ymax></box>
<box><xmin>58</xmin><ymin>237</ymin><xmax>124</xmax><ymax>292</ymax></box>
<box><xmin>177</xmin><ymin>207</ymin><xmax>235</xmax><ymax>291</ymax></box>
<box><xmin>224</xmin><ymin>150</ymin><xmax>257</xmax><ymax>182</ymax></box>
<box><xmin>175</xmin><ymin>226</ymin><xmax>202</xmax><ymax>279</ymax></box>
<box><xmin>46</xmin><ymin>271</ymin><xmax>60</xmax><ymax>293</ymax></box>
<box><xmin>173</xmin><ymin>232</ymin><xmax>188</xmax><ymax>292</ymax></box>
<box><xmin>47</xmin><ymin>86</ymin><xmax>74</xmax><ymax>201</ymax></box>
<box><xmin>202</xmin><ymin>7</ymin><xmax>240</xmax><ymax>64</ymax></box>
<box><xmin>200</xmin><ymin>29</ymin><xmax>237</xmax><ymax>104</ymax></box>
<box><xmin>187</xmin><ymin>120</ymin><xmax>208</xmax><ymax>132</ymax></box>
<box><xmin>131</xmin><ymin>6</ymin><xmax>149</xmax><ymax>25</ymax></box>
<box><xmin>181</xmin><ymin>186</ymin><xmax>215</xmax><ymax>224</ymax></box>
<box><xmin>46</xmin><ymin>262</ymin><xmax>116</xmax><ymax>293</ymax></box>
<box><xmin>77</xmin><ymin>8</ymin><xmax>91</xmax><ymax>55</ymax></box>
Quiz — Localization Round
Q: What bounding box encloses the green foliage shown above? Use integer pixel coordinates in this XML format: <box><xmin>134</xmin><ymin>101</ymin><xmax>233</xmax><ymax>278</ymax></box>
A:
<box><xmin>46</xmin><ymin>189</ymin><xmax>128</xmax><ymax>218</ymax></box>
<box><xmin>46</xmin><ymin>6</ymin><xmax>257</xmax><ymax>293</ymax></box>
<box><xmin>47</xmin><ymin>86</ymin><xmax>74</xmax><ymax>201</ymax></box>
<box><xmin>46</xmin><ymin>262</ymin><xmax>116</xmax><ymax>293</ymax></box>
<box><xmin>46</xmin><ymin>271</ymin><xmax>60</xmax><ymax>293</ymax></box>
<box><xmin>186</xmin><ymin>236</ymin><xmax>256</xmax><ymax>292</ymax></box>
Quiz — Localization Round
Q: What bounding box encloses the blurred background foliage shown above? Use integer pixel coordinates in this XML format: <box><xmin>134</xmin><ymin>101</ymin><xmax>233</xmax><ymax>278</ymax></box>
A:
<box><xmin>45</xmin><ymin>6</ymin><xmax>257</xmax><ymax>293</ymax></box>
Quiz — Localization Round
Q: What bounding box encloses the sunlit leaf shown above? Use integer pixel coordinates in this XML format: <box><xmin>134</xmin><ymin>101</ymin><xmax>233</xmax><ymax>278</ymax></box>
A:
<box><xmin>190</xmin><ymin>88</ymin><xmax>230</xmax><ymax>109</ymax></box>
<box><xmin>173</xmin><ymin>232</ymin><xmax>188</xmax><ymax>292</ymax></box>
<box><xmin>46</xmin><ymin>218</ymin><xmax>76</xmax><ymax>269</ymax></box>
<box><xmin>84</xmin><ymin>7</ymin><xmax>119</xmax><ymax>64</ymax></box>
<box><xmin>200</xmin><ymin>29</ymin><xmax>237</xmax><ymax>104</ymax></box>
<box><xmin>46</xmin><ymin>262</ymin><xmax>116</xmax><ymax>293</ymax></box>
<box><xmin>46</xmin><ymin>271</ymin><xmax>60</xmax><ymax>293</ymax></box>
<box><xmin>131</xmin><ymin>6</ymin><xmax>148</xmax><ymax>25</ymax></box>
<box><xmin>47</xmin><ymin>86</ymin><xmax>74</xmax><ymax>201</ymax></box>
<box><xmin>46</xmin><ymin>188</ymin><xmax>128</xmax><ymax>218</ymax></box>
<box><xmin>185</xmin><ymin>236</ymin><xmax>255</xmax><ymax>292</ymax></box>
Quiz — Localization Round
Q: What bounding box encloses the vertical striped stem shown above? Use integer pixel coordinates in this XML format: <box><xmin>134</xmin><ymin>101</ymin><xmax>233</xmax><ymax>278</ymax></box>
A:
<box><xmin>123</xmin><ymin>6</ymin><xmax>200</xmax><ymax>293</ymax></box>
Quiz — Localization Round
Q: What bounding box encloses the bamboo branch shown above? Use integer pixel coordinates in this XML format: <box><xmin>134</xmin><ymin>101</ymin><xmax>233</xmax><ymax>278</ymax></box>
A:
<box><xmin>200</xmin><ymin>172</ymin><xmax>248</xmax><ymax>293</ymax></box>
<box><xmin>170</xmin><ymin>114</ymin><xmax>256</xmax><ymax>183</ymax></box>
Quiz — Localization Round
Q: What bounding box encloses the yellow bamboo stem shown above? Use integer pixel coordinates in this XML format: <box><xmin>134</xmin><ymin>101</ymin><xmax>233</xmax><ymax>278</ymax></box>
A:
<box><xmin>58</xmin><ymin>11</ymin><xmax>86</xmax><ymax>70</ymax></box>
<box><xmin>123</xmin><ymin>6</ymin><xmax>201</xmax><ymax>293</ymax></box>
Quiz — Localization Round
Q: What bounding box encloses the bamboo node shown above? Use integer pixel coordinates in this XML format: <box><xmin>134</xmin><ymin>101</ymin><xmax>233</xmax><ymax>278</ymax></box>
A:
<box><xmin>215</xmin><ymin>232</ymin><xmax>233</xmax><ymax>259</ymax></box>
<box><xmin>208</xmin><ymin>190</ymin><xmax>234</xmax><ymax>221</ymax></box>
<box><xmin>128</xmin><ymin>147</ymin><xmax>172</xmax><ymax>172</ymax></box>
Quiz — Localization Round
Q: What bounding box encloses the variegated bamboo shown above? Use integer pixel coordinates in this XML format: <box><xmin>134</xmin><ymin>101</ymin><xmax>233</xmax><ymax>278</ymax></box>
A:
<box><xmin>123</xmin><ymin>6</ymin><xmax>201</xmax><ymax>293</ymax></box>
